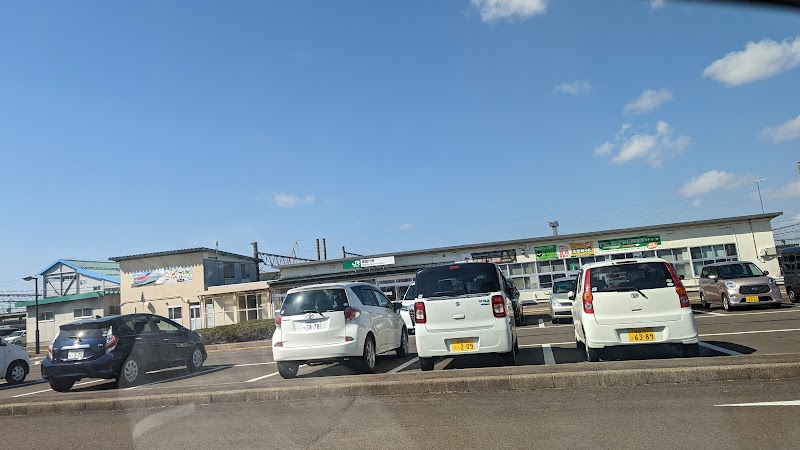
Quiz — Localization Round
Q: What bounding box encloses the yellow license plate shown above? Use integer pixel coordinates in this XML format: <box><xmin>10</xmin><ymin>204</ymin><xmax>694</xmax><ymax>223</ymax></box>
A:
<box><xmin>745</xmin><ymin>296</ymin><xmax>759</xmax><ymax>303</ymax></box>
<box><xmin>628</xmin><ymin>329</ymin><xmax>656</xmax><ymax>342</ymax></box>
<box><xmin>450</xmin><ymin>338</ymin><xmax>475</xmax><ymax>352</ymax></box>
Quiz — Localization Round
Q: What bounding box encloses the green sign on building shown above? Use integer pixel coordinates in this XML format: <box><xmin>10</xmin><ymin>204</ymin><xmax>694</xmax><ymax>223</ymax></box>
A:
<box><xmin>598</xmin><ymin>235</ymin><xmax>662</xmax><ymax>251</ymax></box>
<box><xmin>534</xmin><ymin>245</ymin><xmax>558</xmax><ymax>260</ymax></box>
<box><xmin>343</xmin><ymin>259</ymin><xmax>362</xmax><ymax>269</ymax></box>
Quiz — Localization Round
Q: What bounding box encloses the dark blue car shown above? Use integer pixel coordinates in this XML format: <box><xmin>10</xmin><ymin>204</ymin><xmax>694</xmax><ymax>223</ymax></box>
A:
<box><xmin>41</xmin><ymin>314</ymin><xmax>206</xmax><ymax>391</ymax></box>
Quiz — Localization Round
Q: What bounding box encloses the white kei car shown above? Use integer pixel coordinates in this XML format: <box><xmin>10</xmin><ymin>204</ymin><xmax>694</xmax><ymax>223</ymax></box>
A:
<box><xmin>571</xmin><ymin>258</ymin><xmax>699</xmax><ymax>362</ymax></box>
<box><xmin>1</xmin><ymin>335</ymin><xmax>29</xmax><ymax>384</ymax></box>
<box><xmin>272</xmin><ymin>282</ymin><xmax>409</xmax><ymax>379</ymax></box>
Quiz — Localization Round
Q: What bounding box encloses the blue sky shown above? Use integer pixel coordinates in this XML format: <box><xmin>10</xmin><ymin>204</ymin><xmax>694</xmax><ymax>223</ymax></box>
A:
<box><xmin>1</xmin><ymin>0</ymin><xmax>799</xmax><ymax>294</ymax></box>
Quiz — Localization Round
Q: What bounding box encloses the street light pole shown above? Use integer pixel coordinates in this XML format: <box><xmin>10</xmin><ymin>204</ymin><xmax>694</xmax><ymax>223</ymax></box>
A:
<box><xmin>749</xmin><ymin>178</ymin><xmax>767</xmax><ymax>214</ymax></box>
<box><xmin>22</xmin><ymin>275</ymin><xmax>40</xmax><ymax>354</ymax></box>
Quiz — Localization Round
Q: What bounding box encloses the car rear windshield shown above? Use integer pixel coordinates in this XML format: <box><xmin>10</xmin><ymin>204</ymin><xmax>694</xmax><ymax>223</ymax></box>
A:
<box><xmin>281</xmin><ymin>288</ymin><xmax>349</xmax><ymax>316</ymax></box>
<box><xmin>56</xmin><ymin>323</ymin><xmax>110</xmax><ymax>341</ymax></box>
<box><xmin>590</xmin><ymin>262</ymin><xmax>674</xmax><ymax>292</ymax></box>
<box><xmin>553</xmin><ymin>279</ymin><xmax>575</xmax><ymax>294</ymax></box>
<box><xmin>718</xmin><ymin>263</ymin><xmax>764</xmax><ymax>279</ymax></box>
<box><xmin>416</xmin><ymin>263</ymin><xmax>500</xmax><ymax>298</ymax></box>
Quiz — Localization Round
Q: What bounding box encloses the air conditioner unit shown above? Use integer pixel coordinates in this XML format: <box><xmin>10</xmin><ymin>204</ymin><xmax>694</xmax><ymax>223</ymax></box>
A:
<box><xmin>761</xmin><ymin>247</ymin><xmax>778</xmax><ymax>257</ymax></box>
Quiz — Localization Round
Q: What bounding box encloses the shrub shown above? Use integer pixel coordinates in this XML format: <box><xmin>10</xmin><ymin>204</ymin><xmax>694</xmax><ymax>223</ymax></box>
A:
<box><xmin>198</xmin><ymin>319</ymin><xmax>276</xmax><ymax>345</ymax></box>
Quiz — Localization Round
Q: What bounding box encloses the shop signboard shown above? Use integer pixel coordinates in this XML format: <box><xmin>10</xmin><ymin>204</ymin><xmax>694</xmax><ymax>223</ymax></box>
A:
<box><xmin>569</xmin><ymin>241</ymin><xmax>595</xmax><ymax>257</ymax></box>
<box><xmin>534</xmin><ymin>245</ymin><xmax>558</xmax><ymax>260</ymax></box>
<box><xmin>598</xmin><ymin>235</ymin><xmax>662</xmax><ymax>252</ymax></box>
<box><xmin>469</xmin><ymin>249</ymin><xmax>517</xmax><ymax>264</ymax></box>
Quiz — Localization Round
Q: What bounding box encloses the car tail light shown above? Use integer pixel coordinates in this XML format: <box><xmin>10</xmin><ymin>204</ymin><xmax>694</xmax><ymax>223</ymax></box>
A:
<box><xmin>582</xmin><ymin>268</ymin><xmax>594</xmax><ymax>314</ymax></box>
<box><xmin>275</xmin><ymin>313</ymin><xmax>282</xmax><ymax>328</ymax></box>
<box><xmin>344</xmin><ymin>306</ymin><xmax>361</xmax><ymax>322</ymax></box>
<box><xmin>492</xmin><ymin>295</ymin><xmax>505</xmax><ymax>318</ymax></box>
<box><xmin>665</xmin><ymin>263</ymin><xmax>691</xmax><ymax>308</ymax></box>
<box><xmin>105</xmin><ymin>327</ymin><xmax>118</xmax><ymax>353</ymax></box>
<box><xmin>414</xmin><ymin>302</ymin><xmax>426</xmax><ymax>324</ymax></box>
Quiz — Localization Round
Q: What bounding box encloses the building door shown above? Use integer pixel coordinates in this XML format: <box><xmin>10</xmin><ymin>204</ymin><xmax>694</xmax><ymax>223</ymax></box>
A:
<box><xmin>190</xmin><ymin>303</ymin><xmax>201</xmax><ymax>330</ymax></box>
<box><xmin>205</xmin><ymin>301</ymin><xmax>214</xmax><ymax>328</ymax></box>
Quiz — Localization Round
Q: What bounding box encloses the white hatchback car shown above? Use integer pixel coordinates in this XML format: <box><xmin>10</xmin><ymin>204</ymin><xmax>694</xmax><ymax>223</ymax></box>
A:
<box><xmin>1</xmin><ymin>336</ymin><xmax>29</xmax><ymax>384</ymax></box>
<box><xmin>272</xmin><ymin>282</ymin><xmax>408</xmax><ymax>379</ymax></box>
<box><xmin>571</xmin><ymin>258</ymin><xmax>699</xmax><ymax>362</ymax></box>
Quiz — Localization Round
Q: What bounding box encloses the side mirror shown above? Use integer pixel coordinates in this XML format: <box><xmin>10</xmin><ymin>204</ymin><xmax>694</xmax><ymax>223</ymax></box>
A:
<box><xmin>567</xmin><ymin>291</ymin><xmax>576</xmax><ymax>301</ymax></box>
<box><xmin>763</xmin><ymin>271</ymin><xmax>769</xmax><ymax>276</ymax></box>
<box><xmin>392</xmin><ymin>301</ymin><xmax>403</xmax><ymax>312</ymax></box>
<box><xmin>679</xmin><ymin>275</ymin><xmax>685</xmax><ymax>280</ymax></box>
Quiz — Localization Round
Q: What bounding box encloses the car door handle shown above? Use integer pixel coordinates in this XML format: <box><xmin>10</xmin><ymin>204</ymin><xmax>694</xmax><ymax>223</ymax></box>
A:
<box><xmin>631</xmin><ymin>306</ymin><xmax>642</xmax><ymax>311</ymax></box>
<box><xmin>453</xmin><ymin>314</ymin><xmax>465</xmax><ymax>319</ymax></box>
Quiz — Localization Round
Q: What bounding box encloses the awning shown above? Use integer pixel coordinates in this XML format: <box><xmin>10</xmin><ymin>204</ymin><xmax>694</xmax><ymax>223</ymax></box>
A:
<box><xmin>197</xmin><ymin>281</ymin><xmax>271</xmax><ymax>298</ymax></box>
<box><xmin>16</xmin><ymin>291</ymin><xmax>107</xmax><ymax>307</ymax></box>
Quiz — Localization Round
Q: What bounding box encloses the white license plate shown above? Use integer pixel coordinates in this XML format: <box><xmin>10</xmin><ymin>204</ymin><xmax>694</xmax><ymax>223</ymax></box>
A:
<box><xmin>302</xmin><ymin>322</ymin><xmax>322</xmax><ymax>331</ymax></box>
<box><xmin>67</xmin><ymin>350</ymin><xmax>84</xmax><ymax>359</ymax></box>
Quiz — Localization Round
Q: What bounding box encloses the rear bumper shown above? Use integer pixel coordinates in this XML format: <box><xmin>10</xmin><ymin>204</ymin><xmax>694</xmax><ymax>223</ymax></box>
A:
<box><xmin>729</xmin><ymin>291</ymin><xmax>782</xmax><ymax>306</ymax></box>
<box><xmin>272</xmin><ymin>339</ymin><xmax>362</xmax><ymax>362</ymax></box>
<box><xmin>415</xmin><ymin>327</ymin><xmax>513</xmax><ymax>357</ymax></box>
<box><xmin>40</xmin><ymin>353</ymin><xmax>120</xmax><ymax>381</ymax></box>
<box><xmin>550</xmin><ymin>303</ymin><xmax>573</xmax><ymax>318</ymax></box>
<box><xmin>583</xmin><ymin>314</ymin><xmax>699</xmax><ymax>349</ymax></box>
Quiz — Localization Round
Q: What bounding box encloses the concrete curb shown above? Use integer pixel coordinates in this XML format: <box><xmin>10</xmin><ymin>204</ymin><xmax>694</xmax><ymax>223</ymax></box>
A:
<box><xmin>2</xmin><ymin>360</ymin><xmax>800</xmax><ymax>417</ymax></box>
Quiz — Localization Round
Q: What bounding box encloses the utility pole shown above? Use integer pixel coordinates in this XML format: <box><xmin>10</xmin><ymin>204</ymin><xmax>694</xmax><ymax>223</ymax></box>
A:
<box><xmin>749</xmin><ymin>178</ymin><xmax>766</xmax><ymax>214</ymax></box>
<box><xmin>252</xmin><ymin>242</ymin><xmax>260</xmax><ymax>273</ymax></box>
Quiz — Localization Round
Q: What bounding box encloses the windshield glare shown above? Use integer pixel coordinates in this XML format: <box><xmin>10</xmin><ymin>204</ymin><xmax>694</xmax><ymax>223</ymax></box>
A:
<box><xmin>281</xmin><ymin>289</ymin><xmax>349</xmax><ymax>316</ymax></box>
<box><xmin>718</xmin><ymin>263</ymin><xmax>764</xmax><ymax>279</ymax></box>
<box><xmin>553</xmin><ymin>280</ymin><xmax>575</xmax><ymax>294</ymax></box>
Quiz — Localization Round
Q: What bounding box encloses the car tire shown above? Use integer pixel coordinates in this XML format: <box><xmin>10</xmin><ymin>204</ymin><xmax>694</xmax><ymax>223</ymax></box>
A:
<box><xmin>187</xmin><ymin>346</ymin><xmax>204</xmax><ymax>371</ymax></box>
<box><xmin>5</xmin><ymin>360</ymin><xmax>27</xmax><ymax>384</ymax></box>
<box><xmin>722</xmin><ymin>293</ymin><xmax>731</xmax><ymax>312</ymax></box>
<box><xmin>787</xmin><ymin>288</ymin><xmax>796</xmax><ymax>304</ymax></box>
<box><xmin>576</xmin><ymin>337</ymin><xmax>585</xmax><ymax>353</ymax></box>
<box><xmin>681</xmin><ymin>343</ymin><xmax>700</xmax><ymax>358</ymax></box>
<box><xmin>49</xmin><ymin>377</ymin><xmax>75</xmax><ymax>392</ymax></box>
<box><xmin>501</xmin><ymin>340</ymin><xmax>517</xmax><ymax>366</ymax></box>
<box><xmin>277</xmin><ymin>361</ymin><xmax>300</xmax><ymax>379</ymax></box>
<box><xmin>771</xmin><ymin>302</ymin><xmax>782</xmax><ymax>309</ymax></box>
<box><xmin>359</xmin><ymin>335</ymin><xmax>377</xmax><ymax>374</ymax></box>
<box><xmin>118</xmin><ymin>355</ymin><xmax>143</xmax><ymax>388</ymax></box>
<box><xmin>396</xmin><ymin>328</ymin><xmax>409</xmax><ymax>358</ymax></box>
<box><xmin>552</xmin><ymin>317</ymin><xmax>560</xmax><ymax>324</ymax></box>
<box><xmin>518</xmin><ymin>307</ymin><xmax>524</xmax><ymax>325</ymax></box>
<box><xmin>419</xmin><ymin>357</ymin><xmax>435</xmax><ymax>372</ymax></box>
<box><xmin>699</xmin><ymin>292</ymin><xmax>709</xmax><ymax>309</ymax></box>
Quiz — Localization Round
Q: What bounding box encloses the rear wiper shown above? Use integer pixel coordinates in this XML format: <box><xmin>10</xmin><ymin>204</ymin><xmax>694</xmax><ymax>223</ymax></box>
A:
<box><xmin>303</xmin><ymin>309</ymin><xmax>326</xmax><ymax>317</ymax></box>
<box><xmin>613</xmin><ymin>287</ymin><xmax>648</xmax><ymax>299</ymax></box>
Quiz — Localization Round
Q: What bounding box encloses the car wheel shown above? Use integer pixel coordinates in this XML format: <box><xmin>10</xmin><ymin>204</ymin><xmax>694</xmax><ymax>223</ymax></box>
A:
<box><xmin>788</xmin><ymin>288</ymin><xmax>796</xmax><ymax>304</ymax></box>
<box><xmin>699</xmin><ymin>292</ymin><xmax>709</xmax><ymax>309</ymax></box>
<box><xmin>681</xmin><ymin>343</ymin><xmax>700</xmax><ymax>358</ymax></box>
<box><xmin>586</xmin><ymin>344</ymin><xmax>601</xmax><ymax>362</ymax></box>
<box><xmin>49</xmin><ymin>377</ymin><xmax>75</xmax><ymax>392</ymax></box>
<box><xmin>277</xmin><ymin>361</ymin><xmax>300</xmax><ymax>379</ymax></box>
<box><xmin>552</xmin><ymin>317</ymin><xmax>560</xmax><ymax>324</ymax></box>
<box><xmin>501</xmin><ymin>340</ymin><xmax>517</xmax><ymax>366</ymax></box>
<box><xmin>187</xmin><ymin>346</ymin><xmax>204</xmax><ymax>371</ymax></box>
<box><xmin>118</xmin><ymin>355</ymin><xmax>143</xmax><ymax>388</ymax></box>
<box><xmin>419</xmin><ymin>357</ymin><xmax>435</xmax><ymax>371</ymax></box>
<box><xmin>396</xmin><ymin>328</ymin><xmax>409</xmax><ymax>357</ymax></box>
<box><xmin>722</xmin><ymin>293</ymin><xmax>731</xmax><ymax>311</ymax></box>
<box><xmin>359</xmin><ymin>335</ymin><xmax>377</xmax><ymax>374</ymax></box>
<box><xmin>5</xmin><ymin>360</ymin><xmax>27</xmax><ymax>384</ymax></box>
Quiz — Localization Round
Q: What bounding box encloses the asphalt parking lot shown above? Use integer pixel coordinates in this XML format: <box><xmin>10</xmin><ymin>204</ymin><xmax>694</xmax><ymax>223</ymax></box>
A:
<box><xmin>2</xmin><ymin>303</ymin><xmax>800</xmax><ymax>404</ymax></box>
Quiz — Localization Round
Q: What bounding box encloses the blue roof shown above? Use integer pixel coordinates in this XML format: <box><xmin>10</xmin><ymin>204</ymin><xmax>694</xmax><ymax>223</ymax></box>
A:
<box><xmin>38</xmin><ymin>259</ymin><xmax>120</xmax><ymax>284</ymax></box>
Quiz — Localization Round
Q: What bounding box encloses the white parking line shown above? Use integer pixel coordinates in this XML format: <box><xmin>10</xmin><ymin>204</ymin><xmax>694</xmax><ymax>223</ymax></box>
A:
<box><xmin>694</xmin><ymin>308</ymin><xmax>799</xmax><ymax>319</ymax></box>
<box><xmin>14</xmin><ymin>379</ymin><xmax>106</xmax><ymax>398</ymax></box>
<box><xmin>694</xmin><ymin>310</ymin><xmax>725</xmax><ymax>316</ymax></box>
<box><xmin>520</xmin><ymin>342</ymin><xmax>574</xmax><ymax>348</ymax></box>
<box><xmin>233</xmin><ymin>362</ymin><xmax>277</xmax><ymax>368</ymax></box>
<box><xmin>388</xmin><ymin>357</ymin><xmax>419</xmax><ymax>374</ymax></box>
<box><xmin>699</xmin><ymin>341</ymin><xmax>743</xmax><ymax>356</ymax></box>
<box><xmin>716</xmin><ymin>400</ymin><xmax>800</xmax><ymax>407</ymax></box>
<box><xmin>538</xmin><ymin>319</ymin><xmax>545</xmax><ymax>328</ymax></box>
<box><xmin>246</xmin><ymin>364</ymin><xmax>308</xmax><ymax>382</ymax></box>
<box><xmin>700</xmin><ymin>328</ymin><xmax>800</xmax><ymax>338</ymax></box>
<box><xmin>542</xmin><ymin>344</ymin><xmax>556</xmax><ymax>365</ymax></box>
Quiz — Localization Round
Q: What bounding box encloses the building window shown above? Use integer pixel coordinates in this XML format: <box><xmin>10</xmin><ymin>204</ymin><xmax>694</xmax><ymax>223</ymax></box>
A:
<box><xmin>38</xmin><ymin>311</ymin><xmax>54</xmax><ymax>321</ymax></box>
<box><xmin>657</xmin><ymin>248</ymin><xmax>692</xmax><ymax>279</ymax></box>
<box><xmin>238</xmin><ymin>294</ymin><xmax>261</xmax><ymax>322</ymax></box>
<box><xmin>168</xmin><ymin>306</ymin><xmax>183</xmax><ymax>323</ymax></box>
<box><xmin>108</xmin><ymin>305</ymin><xmax>121</xmax><ymax>316</ymax></box>
<box><xmin>241</xmin><ymin>263</ymin><xmax>250</xmax><ymax>280</ymax></box>
<box><xmin>74</xmin><ymin>308</ymin><xmax>93</xmax><ymax>318</ymax></box>
<box><xmin>223</xmin><ymin>262</ymin><xmax>235</xmax><ymax>279</ymax></box>
<box><xmin>689</xmin><ymin>244</ymin><xmax>738</xmax><ymax>277</ymax></box>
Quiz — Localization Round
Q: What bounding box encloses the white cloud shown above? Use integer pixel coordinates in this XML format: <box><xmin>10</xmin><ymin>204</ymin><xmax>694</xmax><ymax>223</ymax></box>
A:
<box><xmin>594</xmin><ymin>141</ymin><xmax>614</xmax><ymax>157</ymax></box>
<box><xmin>470</xmin><ymin>0</ymin><xmax>547</xmax><ymax>23</ymax></box>
<box><xmin>595</xmin><ymin>121</ymin><xmax>689</xmax><ymax>168</ymax></box>
<box><xmin>763</xmin><ymin>114</ymin><xmax>800</xmax><ymax>144</ymax></box>
<box><xmin>400</xmin><ymin>224</ymin><xmax>414</xmax><ymax>231</ymax></box>
<box><xmin>623</xmin><ymin>88</ymin><xmax>673</xmax><ymax>114</ymax></box>
<box><xmin>703</xmin><ymin>36</ymin><xmax>800</xmax><ymax>87</ymax></box>
<box><xmin>554</xmin><ymin>80</ymin><xmax>591</xmax><ymax>95</ymax></box>
<box><xmin>650</xmin><ymin>0</ymin><xmax>666</xmax><ymax>9</ymax></box>
<box><xmin>692</xmin><ymin>199</ymin><xmax>703</xmax><ymax>209</ymax></box>
<box><xmin>762</xmin><ymin>180</ymin><xmax>800</xmax><ymax>201</ymax></box>
<box><xmin>679</xmin><ymin>170</ymin><xmax>743</xmax><ymax>197</ymax></box>
<box><xmin>272</xmin><ymin>193</ymin><xmax>316</xmax><ymax>208</ymax></box>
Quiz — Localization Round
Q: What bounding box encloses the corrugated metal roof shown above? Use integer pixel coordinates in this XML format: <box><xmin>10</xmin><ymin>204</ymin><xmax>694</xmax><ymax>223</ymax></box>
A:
<box><xmin>110</xmin><ymin>247</ymin><xmax>256</xmax><ymax>262</ymax></box>
<box><xmin>62</xmin><ymin>259</ymin><xmax>120</xmax><ymax>277</ymax></box>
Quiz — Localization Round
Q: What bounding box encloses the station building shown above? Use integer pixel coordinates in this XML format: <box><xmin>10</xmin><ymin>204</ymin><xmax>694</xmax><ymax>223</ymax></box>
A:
<box><xmin>269</xmin><ymin>213</ymin><xmax>783</xmax><ymax>306</ymax></box>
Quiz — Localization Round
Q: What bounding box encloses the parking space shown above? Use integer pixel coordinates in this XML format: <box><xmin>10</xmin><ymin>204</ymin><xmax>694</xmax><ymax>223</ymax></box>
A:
<box><xmin>2</xmin><ymin>303</ymin><xmax>800</xmax><ymax>404</ymax></box>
